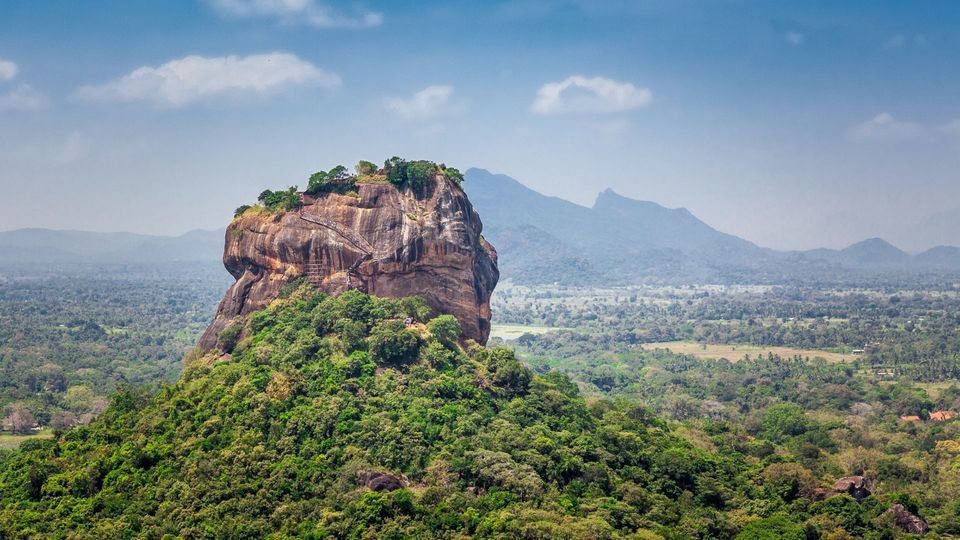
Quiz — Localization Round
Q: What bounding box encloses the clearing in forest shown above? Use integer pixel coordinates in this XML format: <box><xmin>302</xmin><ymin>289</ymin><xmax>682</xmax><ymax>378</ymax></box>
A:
<box><xmin>643</xmin><ymin>341</ymin><xmax>852</xmax><ymax>363</ymax></box>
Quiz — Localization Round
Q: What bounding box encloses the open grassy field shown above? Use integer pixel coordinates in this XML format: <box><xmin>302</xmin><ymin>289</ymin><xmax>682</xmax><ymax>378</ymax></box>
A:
<box><xmin>0</xmin><ymin>430</ymin><xmax>54</xmax><ymax>450</ymax></box>
<box><xmin>489</xmin><ymin>323</ymin><xmax>571</xmax><ymax>340</ymax></box>
<box><xmin>643</xmin><ymin>341</ymin><xmax>852</xmax><ymax>363</ymax></box>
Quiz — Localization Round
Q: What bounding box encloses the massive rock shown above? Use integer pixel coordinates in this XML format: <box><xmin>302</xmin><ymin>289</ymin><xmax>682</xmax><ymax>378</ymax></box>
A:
<box><xmin>198</xmin><ymin>175</ymin><xmax>498</xmax><ymax>350</ymax></box>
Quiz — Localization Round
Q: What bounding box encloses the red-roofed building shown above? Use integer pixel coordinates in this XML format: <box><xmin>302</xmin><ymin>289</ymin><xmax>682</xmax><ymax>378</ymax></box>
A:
<box><xmin>930</xmin><ymin>411</ymin><xmax>957</xmax><ymax>422</ymax></box>
<box><xmin>899</xmin><ymin>415</ymin><xmax>921</xmax><ymax>422</ymax></box>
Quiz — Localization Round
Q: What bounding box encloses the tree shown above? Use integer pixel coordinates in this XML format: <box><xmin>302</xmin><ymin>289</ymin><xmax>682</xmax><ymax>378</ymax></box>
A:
<box><xmin>384</xmin><ymin>156</ymin><xmax>407</xmax><ymax>186</ymax></box>
<box><xmin>481</xmin><ymin>347</ymin><xmax>532</xmax><ymax>397</ymax></box>
<box><xmin>761</xmin><ymin>403</ymin><xmax>809</xmax><ymax>442</ymax></box>
<box><xmin>405</xmin><ymin>161</ymin><xmax>437</xmax><ymax>189</ymax></box>
<box><xmin>355</xmin><ymin>160</ymin><xmax>377</xmax><ymax>176</ymax></box>
<box><xmin>427</xmin><ymin>315</ymin><xmax>461</xmax><ymax>346</ymax></box>
<box><xmin>3</xmin><ymin>404</ymin><xmax>36</xmax><ymax>434</ymax></box>
<box><xmin>368</xmin><ymin>320</ymin><xmax>422</xmax><ymax>366</ymax></box>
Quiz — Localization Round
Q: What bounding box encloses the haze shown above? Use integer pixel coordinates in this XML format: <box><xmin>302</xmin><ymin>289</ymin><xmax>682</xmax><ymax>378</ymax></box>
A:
<box><xmin>1</xmin><ymin>0</ymin><xmax>959</xmax><ymax>251</ymax></box>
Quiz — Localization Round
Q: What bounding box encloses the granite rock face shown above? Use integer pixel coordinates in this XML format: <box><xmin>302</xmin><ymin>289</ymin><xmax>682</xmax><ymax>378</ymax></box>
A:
<box><xmin>198</xmin><ymin>175</ymin><xmax>498</xmax><ymax>350</ymax></box>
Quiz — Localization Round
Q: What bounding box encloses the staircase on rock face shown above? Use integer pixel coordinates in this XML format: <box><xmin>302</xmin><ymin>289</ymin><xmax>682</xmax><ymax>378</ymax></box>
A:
<box><xmin>301</xmin><ymin>262</ymin><xmax>324</xmax><ymax>287</ymax></box>
<box><xmin>299</xmin><ymin>210</ymin><xmax>374</xmax><ymax>289</ymax></box>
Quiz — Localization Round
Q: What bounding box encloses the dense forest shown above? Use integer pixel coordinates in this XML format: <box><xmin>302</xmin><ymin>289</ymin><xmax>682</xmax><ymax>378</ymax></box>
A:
<box><xmin>0</xmin><ymin>284</ymin><xmax>950</xmax><ymax>538</ymax></box>
<box><xmin>0</xmin><ymin>262</ymin><xmax>228</xmax><ymax>433</ymax></box>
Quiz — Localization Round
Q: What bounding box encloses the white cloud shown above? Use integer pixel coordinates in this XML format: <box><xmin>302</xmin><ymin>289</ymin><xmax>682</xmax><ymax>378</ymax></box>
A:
<box><xmin>784</xmin><ymin>31</ymin><xmax>805</xmax><ymax>45</ymax></box>
<box><xmin>0</xmin><ymin>84</ymin><xmax>46</xmax><ymax>111</ymax></box>
<box><xmin>531</xmin><ymin>75</ymin><xmax>652</xmax><ymax>115</ymax></box>
<box><xmin>206</xmin><ymin>0</ymin><xmax>382</xmax><ymax>28</ymax></box>
<box><xmin>384</xmin><ymin>85</ymin><xmax>461</xmax><ymax>120</ymax></box>
<box><xmin>0</xmin><ymin>58</ymin><xmax>18</xmax><ymax>81</ymax></box>
<box><xmin>849</xmin><ymin>113</ymin><xmax>923</xmax><ymax>141</ymax></box>
<box><xmin>74</xmin><ymin>52</ymin><xmax>339</xmax><ymax>107</ymax></box>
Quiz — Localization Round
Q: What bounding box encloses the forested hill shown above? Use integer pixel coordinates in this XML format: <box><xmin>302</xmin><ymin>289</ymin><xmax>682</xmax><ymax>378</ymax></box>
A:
<box><xmin>0</xmin><ymin>286</ymin><xmax>739</xmax><ymax>538</ymax></box>
<box><xmin>0</xmin><ymin>285</ymin><xmax>936</xmax><ymax>538</ymax></box>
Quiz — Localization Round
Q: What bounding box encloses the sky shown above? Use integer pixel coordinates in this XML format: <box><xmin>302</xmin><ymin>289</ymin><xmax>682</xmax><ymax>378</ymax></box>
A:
<box><xmin>1</xmin><ymin>0</ymin><xmax>959</xmax><ymax>251</ymax></box>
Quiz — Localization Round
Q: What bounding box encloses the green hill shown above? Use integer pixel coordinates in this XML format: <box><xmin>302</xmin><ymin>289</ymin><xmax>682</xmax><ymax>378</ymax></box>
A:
<box><xmin>0</xmin><ymin>285</ymin><xmax>929</xmax><ymax>539</ymax></box>
<box><xmin>0</xmin><ymin>284</ymin><xmax>750</xmax><ymax>538</ymax></box>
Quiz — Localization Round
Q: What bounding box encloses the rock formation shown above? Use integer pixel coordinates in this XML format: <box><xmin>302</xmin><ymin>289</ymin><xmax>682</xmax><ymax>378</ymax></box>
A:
<box><xmin>813</xmin><ymin>475</ymin><xmax>872</xmax><ymax>501</ymax></box>
<box><xmin>881</xmin><ymin>504</ymin><xmax>928</xmax><ymax>534</ymax></box>
<box><xmin>198</xmin><ymin>174</ymin><xmax>498</xmax><ymax>350</ymax></box>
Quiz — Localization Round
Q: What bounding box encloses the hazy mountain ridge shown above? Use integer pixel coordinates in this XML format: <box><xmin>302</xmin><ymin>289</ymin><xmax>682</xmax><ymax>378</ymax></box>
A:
<box><xmin>4</xmin><ymin>170</ymin><xmax>957</xmax><ymax>283</ymax></box>
<box><xmin>0</xmin><ymin>228</ymin><xmax>224</xmax><ymax>263</ymax></box>
<box><xmin>464</xmin><ymin>168</ymin><xmax>960</xmax><ymax>284</ymax></box>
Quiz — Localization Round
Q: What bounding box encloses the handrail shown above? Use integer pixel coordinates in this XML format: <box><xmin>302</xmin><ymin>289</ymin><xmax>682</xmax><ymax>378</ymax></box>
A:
<box><xmin>298</xmin><ymin>211</ymin><xmax>374</xmax><ymax>254</ymax></box>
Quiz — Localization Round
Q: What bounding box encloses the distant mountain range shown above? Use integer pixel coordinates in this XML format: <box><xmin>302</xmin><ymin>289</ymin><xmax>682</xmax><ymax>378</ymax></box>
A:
<box><xmin>464</xmin><ymin>168</ymin><xmax>960</xmax><ymax>284</ymax></box>
<box><xmin>0</xmin><ymin>228</ymin><xmax>224</xmax><ymax>264</ymax></box>
<box><xmin>3</xmin><ymin>171</ymin><xmax>958</xmax><ymax>285</ymax></box>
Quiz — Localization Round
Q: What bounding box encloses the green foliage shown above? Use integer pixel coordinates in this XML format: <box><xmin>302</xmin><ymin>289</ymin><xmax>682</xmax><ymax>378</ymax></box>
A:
<box><xmin>442</xmin><ymin>166</ymin><xmax>464</xmax><ymax>185</ymax></box>
<box><xmin>0</xmin><ymin>287</ymin><xmax>752</xmax><ymax>538</ymax></box>
<box><xmin>761</xmin><ymin>403</ymin><xmax>810</xmax><ymax>442</ymax></box>
<box><xmin>233</xmin><ymin>204</ymin><xmax>251</xmax><ymax>218</ymax></box>
<box><xmin>405</xmin><ymin>161</ymin><xmax>438</xmax><ymax>189</ymax></box>
<box><xmin>735</xmin><ymin>514</ymin><xmax>806</xmax><ymax>539</ymax></box>
<box><xmin>355</xmin><ymin>160</ymin><xmax>377</xmax><ymax>176</ymax></box>
<box><xmin>382</xmin><ymin>157</ymin><xmax>460</xmax><ymax>190</ymax></box>
<box><xmin>3</xmin><ymin>278</ymin><xmax>950</xmax><ymax>538</ymax></box>
<box><xmin>0</xmin><ymin>263</ymin><xmax>226</xmax><ymax>432</ymax></box>
<box><xmin>257</xmin><ymin>186</ymin><xmax>300</xmax><ymax>212</ymax></box>
<box><xmin>399</xmin><ymin>296</ymin><xmax>432</xmax><ymax>322</ymax></box>
<box><xmin>479</xmin><ymin>347</ymin><xmax>532</xmax><ymax>398</ymax></box>
<box><xmin>306</xmin><ymin>165</ymin><xmax>356</xmax><ymax>195</ymax></box>
<box><xmin>217</xmin><ymin>323</ymin><xmax>242</xmax><ymax>353</ymax></box>
<box><xmin>427</xmin><ymin>314</ymin><xmax>461</xmax><ymax>345</ymax></box>
<box><xmin>368</xmin><ymin>319</ymin><xmax>422</xmax><ymax>366</ymax></box>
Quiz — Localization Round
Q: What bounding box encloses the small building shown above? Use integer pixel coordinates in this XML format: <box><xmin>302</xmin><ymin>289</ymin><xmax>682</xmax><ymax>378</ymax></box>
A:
<box><xmin>929</xmin><ymin>411</ymin><xmax>957</xmax><ymax>422</ymax></box>
<box><xmin>899</xmin><ymin>415</ymin><xmax>921</xmax><ymax>422</ymax></box>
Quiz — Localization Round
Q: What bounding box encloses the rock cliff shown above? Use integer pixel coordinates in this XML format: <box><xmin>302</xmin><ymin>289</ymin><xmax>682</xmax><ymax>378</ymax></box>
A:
<box><xmin>198</xmin><ymin>174</ymin><xmax>498</xmax><ymax>350</ymax></box>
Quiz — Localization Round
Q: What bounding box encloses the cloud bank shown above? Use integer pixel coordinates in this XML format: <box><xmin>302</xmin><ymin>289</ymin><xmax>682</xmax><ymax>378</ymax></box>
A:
<box><xmin>74</xmin><ymin>52</ymin><xmax>340</xmax><ymax>107</ymax></box>
<box><xmin>206</xmin><ymin>0</ymin><xmax>383</xmax><ymax>28</ymax></box>
<box><xmin>532</xmin><ymin>75</ymin><xmax>651</xmax><ymax>115</ymax></box>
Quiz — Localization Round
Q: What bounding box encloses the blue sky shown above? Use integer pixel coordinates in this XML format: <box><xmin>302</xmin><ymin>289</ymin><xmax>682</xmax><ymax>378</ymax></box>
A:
<box><xmin>1</xmin><ymin>0</ymin><xmax>959</xmax><ymax>250</ymax></box>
